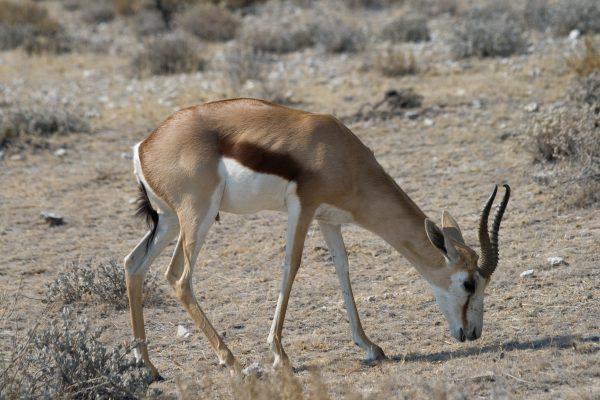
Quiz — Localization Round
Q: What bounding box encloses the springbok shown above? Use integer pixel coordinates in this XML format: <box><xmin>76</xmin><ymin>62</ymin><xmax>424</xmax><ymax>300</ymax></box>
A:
<box><xmin>124</xmin><ymin>98</ymin><xmax>510</xmax><ymax>379</ymax></box>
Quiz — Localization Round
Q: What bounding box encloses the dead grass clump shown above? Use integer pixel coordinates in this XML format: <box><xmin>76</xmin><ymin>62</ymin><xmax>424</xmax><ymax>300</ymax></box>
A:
<box><xmin>0</xmin><ymin>0</ymin><xmax>70</xmax><ymax>54</ymax></box>
<box><xmin>229</xmin><ymin>369</ymin><xmax>329</xmax><ymax>400</ymax></box>
<box><xmin>310</xmin><ymin>17</ymin><xmax>366</xmax><ymax>53</ymax></box>
<box><xmin>176</xmin><ymin>3</ymin><xmax>240</xmax><ymax>42</ymax></box>
<box><xmin>410</xmin><ymin>0</ymin><xmax>459</xmax><ymax>17</ymax></box>
<box><xmin>131</xmin><ymin>9</ymin><xmax>168</xmax><ymax>37</ymax></box>
<box><xmin>381</xmin><ymin>15</ymin><xmax>431</xmax><ymax>43</ymax></box>
<box><xmin>568</xmin><ymin>37</ymin><xmax>600</xmax><ymax>77</ymax></box>
<box><xmin>0</xmin><ymin>308</ymin><xmax>152</xmax><ymax>399</ymax></box>
<box><xmin>450</xmin><ymin>5</ymin><xmax>526</xmax><ymax>58</ymax></box>
<box><xmin>548</xmin><ymin>0</ymin><xmax>600</xmax><ymax>36</ymax></box>
<box><xmin>529</xmin><ymin>104</ymin><xmax>600</xmax><ymax>208</ymax></box>
<box><xmin>343</xmin><ymin>0</ymin><xmax>398</xmax><ymax>9</ymax></box>
<box><xmin>523</xmin><ymin>0</ymin><xmax>552</xmax><ymax>32</ymax></box>
<box><xmin>47</xmin><ymin>258</ymin><xmax>162</xmax><ymax>309</ymax></box>
<box><xmin>375</xmin><ymin>46</ymin><xmax>418</xmax><ymax>76</ymax></box>
<box><xmin>224</xmin><ymin>44</ymin><xmax>269</xmax><ymax>88</ymax></box>
<box><xmin>132</xmin><ymin>32</ymin><xmax>206</xmax><ymax>76</ymax></box>
<box><xmin>0</xmin><ymin>103</ymin><xmax>89</xmax><ymax>147</ymax></box>
<box><xmin>113</xmin><ymin>0</ymin><xmax>141</xmax><ymax>16</ymax></box>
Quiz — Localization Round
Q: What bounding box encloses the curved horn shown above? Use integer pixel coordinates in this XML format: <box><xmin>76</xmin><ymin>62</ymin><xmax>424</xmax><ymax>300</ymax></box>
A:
<box><xmin>478</xmin><ymin>185</ymin><xmax>497</xmax><ymax>278</ymax></box>
<box><xmin>479</xmin><ymin>185</ymin><xmax>511</xmax><ymax>278</ymax></box>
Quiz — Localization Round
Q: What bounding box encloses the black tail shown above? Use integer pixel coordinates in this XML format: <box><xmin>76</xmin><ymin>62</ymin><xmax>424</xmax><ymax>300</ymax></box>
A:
<box><xmin>135</xmin><ymin>182</ymin><xmax>159</xmax><ymax>250</ymax></box>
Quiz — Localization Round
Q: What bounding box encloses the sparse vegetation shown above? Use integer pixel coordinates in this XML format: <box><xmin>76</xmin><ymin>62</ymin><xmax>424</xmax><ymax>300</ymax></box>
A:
<box><xmin>80</xmin><ymin>1</ymin><xmax>116</xmax><ymax>24</ymax></box>
<box><xmin>569</xmin><ymin>37</ymin><xmax>600</xmax><ymax>77</ymax></box>
<box><xmin>176</xmin><ymin>3</ymin><xmax>240</xmax><ymax>42</ymax></box>
<box><xmin>450</xmin><ymin>4</ymin><xmax>526</xmax><ymax>58</ymax></box>
<box><xmin>381</xmin><ymin>15</ymin><xmax>431</xmax><ymax>43</ymax></box>
<box><xmin>132</xmin><ymin>32</ymin><xmax>206</xmax><ymax>75</ymax></box>
<box><xmin>0</xmin><ymin>103</ymin><xmax>89</xmax><ymax>147</ymax></box>
<box><xmin>242</xmin><ymin>21</ymin><xmax>313</xmax><ymax>53</ymax></box>
<box><xmin>548</xmin><ymin>0</ymin><xmax>600</xmax><ymax>35</ymax></box>
<box><xmin>47</xmin><ymin>258</ymin><xmax>162</xmax><ymax>309</ymax></box>
<box><xmin>310</xmin><ymin>16</ymin><xmax>366</xmax><ymax>53</ymax></box>
<box><xmin>0</xmin><ymin>308</ymin><xmax>152</xmax><ymax>399</ymax></box>
<box><xmin>375</xmin><ymin>46</ymin><xmax>418</xmax><ymax>76</ymax></box>
<box><xmin>0</xmin><ymin>0</ymin><xmax>71</xmax><ymax>54</ymax></box>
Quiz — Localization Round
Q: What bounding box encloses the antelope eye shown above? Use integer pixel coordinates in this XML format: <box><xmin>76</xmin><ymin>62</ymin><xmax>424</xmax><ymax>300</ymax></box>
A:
<box><xmin>463</xmin><ymin>280</ymin><xmax>476</xmax><ymax>293</ymax></box>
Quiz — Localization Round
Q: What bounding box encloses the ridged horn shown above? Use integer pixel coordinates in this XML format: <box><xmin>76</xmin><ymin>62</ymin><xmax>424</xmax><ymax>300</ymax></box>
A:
<box><xmin>478</xmin><ymin>185</ymin><xmax>511</xmax><ymax>279</ymax></box>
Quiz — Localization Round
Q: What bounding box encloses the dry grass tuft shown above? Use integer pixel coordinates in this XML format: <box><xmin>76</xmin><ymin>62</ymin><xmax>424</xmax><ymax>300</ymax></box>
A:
<box><xmin>0</xmin><ymin>306</ymin><xmax>152</xmax><ymax>399</ymax></box>
<box><xmin>47</xmin><ymin>258</ymin><xmax>162</xmax><ymax>309</ymax></box>
<box><xmin>132</xmin><ymin>32</ymin><xmax>206</xmax><ymax>76</ymax></box>
<box><xmin>410</xmin><ymin>0</ymin><xmax>459</xmax><ymax>17</ymax></box>
<box><xmin>381</xmin><ymin>15</ymin><xmax>431</xmax><ymax>43</ymax></box>
<box><xmin>548</xmin><ymin>0</ymin><xmax>600</xmax><ymax>36</ymax></box>
<box><xmin>450</xmin><ymin>4</ymin><xmax>525</xmax><ymax>59</ymax></box>
<box><xmin>242</xmin><ymin>21</ymin><xmax>313</xmax><ymax>54</ymax></box>
<box><xmin>568</xmin><ymin>37</ymin><xmax>600</xmax><ymax>77</ymax></box>
<box><xmin>375</xmin><ymin>46</ymin><xmax>418</xmax><ymax>76</ymax></box>
<box><xmin>0</xmin><ymin>0</ymin><xmax>70</xmax><ymax>54</ymax></box>
<box><xmin>0</xmin><ymin>102</ymin><xmax>89</xmax><ymax>147</ymax></box>
<box><xmin>176</xmin><ymin>3</ymin><xmax>240</xmax><ymax>42</ymax></box>
<box><xmin>310</xmin><ymin>16</ymin><xmax>366</xmax><ymax>53</ymax></box>
<box><xmin>529</xmin><ymin>103</ymin><xmax>600</xmax><ymax>208</ymax></box>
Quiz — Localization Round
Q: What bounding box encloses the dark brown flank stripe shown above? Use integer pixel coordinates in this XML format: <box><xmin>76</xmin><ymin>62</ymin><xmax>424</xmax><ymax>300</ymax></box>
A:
<box><xmin>219</xmin><ymin>138</ymin><xmax>303</xmax><ymax>182</ymax></box>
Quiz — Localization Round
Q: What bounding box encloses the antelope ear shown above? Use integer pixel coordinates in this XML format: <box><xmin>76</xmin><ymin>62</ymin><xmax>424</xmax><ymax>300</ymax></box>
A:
<box><xmin>425</xmin><ymin>218</ymin><xmax>460</xmax><ymax>263</ymax></box>
<box><xmin>442</xmin><ymin>211</ymin><xmax>465</xmax><ymax>244</ymax></box>
<box><xmin>425</xmin><ymin>219</ymin><xmax>445</xmax><ymax>253</ymax></box>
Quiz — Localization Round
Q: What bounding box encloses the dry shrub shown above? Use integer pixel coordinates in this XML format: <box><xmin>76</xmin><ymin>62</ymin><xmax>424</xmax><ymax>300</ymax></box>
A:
<box><xmin>410</xmin><ymin>0</ymin><xmax>459</xmax><ymax>17</ymax></box>
<box><xmin>112</xmin><ymin>0</ymin><xmax>141</xmax><ymax>16</ymax></box>
<box><xmin>310</xmin><ymin>16</ymin><xmax>366</xmax><ymax>53</ymax></box>
<box><xmin>568</xmin><ymin>37</ymin><xmax>600</xmax><ymax>77</ymax></box>
<box><xmin>81</xmin><ymin>1</ymin><xmax>116</xmax><ymax>24</ymax></box>
<box><xmin>375</xmin><ymin>46</ymin><xmax>418</xmax><ymax>76</ymax></box>
<box><xmin>381</xmin><ymin>15</ymin><xmax>430</xmax><ymax>43</ymax></box>
<box><xmin>47</xmin><ymin>258</ymin><xmax>162</xmax><ymax>309</ymax></box>
<box><xmin>81</xmin><ymin>0</ymin><xmax>115</xmax><ymax>24</ymax></box>
<box><xmin>0</xmin><ymin>0</ymin><xmax>70</xmax><ymax>54</ymax></box>
<box><xmin>132</xmin><ymin>32</ymin><xmax>206</xmax><ymax>76</ymax></box>
<box><xmin>450</xmin><ymin>4</ymin><xmax>525</xmax><ymax>59</ymax></box>
<box><xmin>243</xmin><ymin>22</ymin><xmax>313</xmax><ymax>53</ymax></box>
<box><xmin>343</xmin><ymin>0</ymin><xmax>401</xmax><ymax>9</ymax></box>
<box><xmin>176</xmin><ymin>3</ymin><xmax>240</xmax><ymax>42</ymax></box>
<box><xmin>0</xmin><ymin>103</ymin><xmax>89</xmax><ymax>147</ymax></box>
<box><xmin>529</xmin><ymin>103</ymin><xmax>600</xmax><ymax>208</ymax></box>
<box><xmin>131</xmin><ymin>9</ymin><xmax>168</xmax><ymax>36</ymax></box>
<box><xmin>0</xmin><ymin>307</ymin><xmax>152</xmax><ymax>399</ymax></box>
<box><xmin>548</xmin><ymin>0</ymin><xmax>600</xmax><ymax>36</ymax></box>
<box><xmin>224</xmin><ymin>44</ymin><xmax>268</xmax><ymax>87</ymax></box>
<box><xmin>229</xmin><ymin>369</ymin><xmax>330</xmax><ymax>400</ymax></box>
<box><xmin>570</xmin><ymin>72</ymin><xmax>600</xmax><ymax>105</ymax></box>
<box><xmin>523</xmin><ymin>0</ymin><xmax>551</xmax><ymax>32</ymax></box>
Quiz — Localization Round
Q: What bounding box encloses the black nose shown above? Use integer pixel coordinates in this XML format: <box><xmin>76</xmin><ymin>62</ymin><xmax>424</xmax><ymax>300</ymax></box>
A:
<box><xmin>459</xmin><ymin>328</ymin><xmax>466</xmax><ymax>342</ymax></box>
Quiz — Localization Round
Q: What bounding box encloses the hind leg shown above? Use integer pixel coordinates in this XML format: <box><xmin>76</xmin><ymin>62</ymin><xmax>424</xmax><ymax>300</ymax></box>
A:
<box><xmin>165</xmin><ymin>185</ymin><xmax>241</xmax><ymax>376</ymax></box>
<box><xmin>124</xmin><ymin>210</ymin><xmax>178</xmax><ymax>379</ymax></box>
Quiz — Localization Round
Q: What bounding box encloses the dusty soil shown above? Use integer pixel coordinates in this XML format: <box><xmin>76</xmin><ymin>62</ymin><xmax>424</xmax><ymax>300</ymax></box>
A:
<box><xmin>1</xmin><ymin>1</ymin><xmax>599</xmax><ymax>399</ymax></box>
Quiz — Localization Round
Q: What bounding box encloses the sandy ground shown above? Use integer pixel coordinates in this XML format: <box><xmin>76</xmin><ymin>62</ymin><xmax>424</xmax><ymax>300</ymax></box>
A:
<box><xmin>1</xmin><ymin>1</ymin><xmax>599</xmax><ymax>398</ymax></box>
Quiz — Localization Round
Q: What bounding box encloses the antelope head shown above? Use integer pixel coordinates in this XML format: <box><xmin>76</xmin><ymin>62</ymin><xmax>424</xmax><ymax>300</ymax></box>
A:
<box><xmin>424</xmin><ymin>185</ymin><xmax>511</xmax><ymax>342</ymax></box>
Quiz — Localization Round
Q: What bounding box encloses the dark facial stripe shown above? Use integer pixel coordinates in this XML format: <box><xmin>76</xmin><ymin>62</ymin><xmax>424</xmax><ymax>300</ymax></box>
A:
<box><xmin>219</xmin><ymin>138</ymin><xmax>303</xmax><ymax>181</ymax></box>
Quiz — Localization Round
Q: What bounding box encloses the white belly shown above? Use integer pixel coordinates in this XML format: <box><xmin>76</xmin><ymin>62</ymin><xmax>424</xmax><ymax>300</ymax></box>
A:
<box><xmin>219</xmin><ymin>158</ymin><xmax>290</xmax><ymax>214</ymax></box>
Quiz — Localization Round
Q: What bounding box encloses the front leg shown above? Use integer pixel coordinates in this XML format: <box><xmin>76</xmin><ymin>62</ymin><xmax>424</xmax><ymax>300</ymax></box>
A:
<box><xmin>267</xmin><ymin>196</ymin><xmax>315</xmax><ymax>369</ymax></box>
<box><xmin>319</xmin><ymin>221</ymin><xmax>386</xmax><ymax>362</ymax></box>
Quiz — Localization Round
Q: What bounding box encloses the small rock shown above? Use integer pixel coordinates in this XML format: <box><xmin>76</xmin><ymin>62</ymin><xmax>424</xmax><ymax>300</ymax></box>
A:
<box><xmin>405</xmin><ymin>110</ymin><xmax>420</xmax><ymax>120</ymax></box>
<box><xmin>456</xmin><ymin>88</ymin><xmax>466</xmax><ymax>96</ymax></box>
<box><xmin>242</xmin><ymin>362</ymin><xmax>264</xmax><ymax>377</ymax></box>
<box><xmin>547</xmin><ymin>256</ymin><xmax>568</xmax><ymax>267</ymax></box>
<box><xmin>121</xmin><ymin>152</ymin><xmax>133</xmax><ymax>160</ymax></box>
<box><xmin>40</xmin><ymin>211</ymin><xmax>64</xmax><ymax>227</ymax></box>
<box><xmin>498</xmin><ymin>132</ymin><xmax>511</xmax><ymax>141</ymax></box>
<box><xmin>177</xmin><ymin>325</ymin><xmax>192</xmax><ymax>338</ymax></box>
<box><xmin>568</xmin><ymin>29</ymin><xmax>580</xmax><ymax>41</ymax></box>
<box><xmin>525</xmin><ymin>102</ymin><xmax>538</xmax><ymax>113</ymax></box>
<box><xmin>520</xmin><ymin>269</ymin><xmax>535</xmax><ymax>278</ymax></box>
<box><xmin>54</xmin><ymin>148</ymin><xmax>67</xmax><ymax>157</ymax></box>
<box><xmin>423</xmin><ymin>118</ymin><xmax>434</xmax><ymax>127</ymax></box>
<box><xmin>365</xmin><ymin>295</ymin><xmax>376</xmax><ymax>302</ymax></box>
<box><xmin>10</xmin><ymin>154</ymin><xmax>22</xmax><ymax>161</ymax></box>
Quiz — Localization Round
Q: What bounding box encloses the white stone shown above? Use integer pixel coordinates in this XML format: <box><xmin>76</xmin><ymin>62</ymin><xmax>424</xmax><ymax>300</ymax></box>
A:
<box><xmin>548</xmin><ymin>256</ymin><xmax>568</xmax><ymax>267</ymax></box>
<box><xmin>525</xmin><ymin>102</ymin><xmax>538</xmax><ymax>113</ymax></box>
<box><xmin>242</xmin><ymin>362</ymin><xmax>264</xmax><ymax>377</ymax></box>
<box><xmin>568</xmin><ymin>30</ymin><xmax>580</xmax><ymax>41</ymax></box>
<box><xmin>520</xmin><ymin>269</ymin><xmax>535</xmax><ymax>278</ymax></box>
<box><xmin>423</xmin><ymin>118</ymin><xmax>435</xmax><ymax>127</ymax></box>
<box><xmin>177</xmin><ymin>325</ymin><xmax>192</xmax><ymax>338</ymax></box>
<box><xmin>54</xmin><ymin>148</ymin><xmax>67</xmax><ymax>157</ymax></box>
